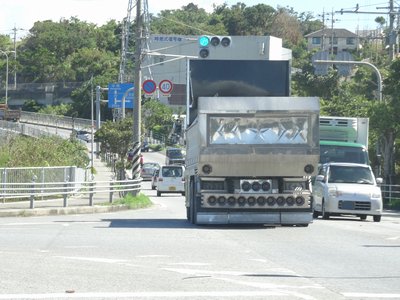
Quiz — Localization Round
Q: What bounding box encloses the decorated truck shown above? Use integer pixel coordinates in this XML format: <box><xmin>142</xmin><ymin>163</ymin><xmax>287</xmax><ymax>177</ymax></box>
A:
<box><xmin>184</xmin><ymin>56</ymin><xmax>320</xmax><ymax>226</ymax></box>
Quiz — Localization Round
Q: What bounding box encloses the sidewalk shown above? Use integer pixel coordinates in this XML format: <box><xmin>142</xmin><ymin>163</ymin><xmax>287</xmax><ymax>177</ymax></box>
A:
<box><xmin>0</xmin><ymin>153</ymin><xmax>131</xmax><ymax>217</ymax></box>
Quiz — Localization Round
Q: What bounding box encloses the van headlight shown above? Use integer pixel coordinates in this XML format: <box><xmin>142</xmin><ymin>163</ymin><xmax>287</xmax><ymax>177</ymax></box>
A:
<box><xmin>371</xmin><ymin>192</ymin><xmax>382</xmax><ymax>199</ymax></box>
<box><xmin>328</xmin><ymin>187</ymin><xmax>337</xmax><ymax>198</ymax></box>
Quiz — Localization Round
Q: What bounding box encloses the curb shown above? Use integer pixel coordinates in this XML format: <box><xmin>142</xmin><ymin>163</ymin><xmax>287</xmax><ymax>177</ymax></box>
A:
<box><xmin>0</xmin><ymin>205</ymin><xmax>130</xmax><ymax>218</ymax></box>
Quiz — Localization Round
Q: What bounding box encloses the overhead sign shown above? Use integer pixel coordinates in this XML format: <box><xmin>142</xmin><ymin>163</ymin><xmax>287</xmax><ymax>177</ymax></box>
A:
<box><xmin>159</xmin><ymin>79</ymin><xmax>173</xmax><ymax>95</ymax></box>
<box><xmin>142</xmin><ymin>79</ymin><xmax>157</xmax><ymax>94</ymax></box>
<box><xmin>108</xmin><ymin>83</ymin><xmax>134</xmax><ymax>109</ymax></box>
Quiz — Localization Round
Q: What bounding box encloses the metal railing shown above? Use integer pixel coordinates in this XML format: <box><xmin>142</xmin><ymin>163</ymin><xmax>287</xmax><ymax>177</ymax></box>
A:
<box><xmin>381</xmin><ymin>184</ymin><xmax>400</xmax><ymax>205</ymax></box>
<box><xmin>1</xmin><ymin>166</ymin><xmax>85</xmax><ymax>194</ymax></box>
<box><xmin>0</xmin><ymin>177</ymin><xmax>142</xmax><ymax>210</ymax></box>
<box><xmin>20</xmin><ymin>111</ymin><xmax>93</xmax><ymax>130</ymax></box>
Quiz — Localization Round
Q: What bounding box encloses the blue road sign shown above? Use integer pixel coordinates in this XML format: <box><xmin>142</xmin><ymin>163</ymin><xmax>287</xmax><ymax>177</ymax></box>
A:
<box><xmin>108</xmin><ymin>83</ymin><xmax>134</xmax><ymax>109</ymax></box>
<box><xmin>142</xmin><ymin>79</ymin><xmax>157</xmax><ymax>94</ymax></box>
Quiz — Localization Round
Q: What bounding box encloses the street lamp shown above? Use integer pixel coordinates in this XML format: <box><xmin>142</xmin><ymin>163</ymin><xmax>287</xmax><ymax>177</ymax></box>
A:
<box><xmin>0</xmin><ymin>50</ymin><xmax>15</xmax><ymax>105</ymax></box>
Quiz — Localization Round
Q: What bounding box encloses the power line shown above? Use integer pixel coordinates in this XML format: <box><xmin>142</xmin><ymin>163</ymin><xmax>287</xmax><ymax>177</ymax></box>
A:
<box><xmin>337</xmin><ymin>0</ymin><xmax>400</xmax><ymax>60</ymax></box>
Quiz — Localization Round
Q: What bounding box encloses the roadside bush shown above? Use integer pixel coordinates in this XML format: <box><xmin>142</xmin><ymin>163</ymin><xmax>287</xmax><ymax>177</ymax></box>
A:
<box><xmin>0</xmin><ymin>135</ymin><xmax>89</xmax><ymax>168</ymax></box>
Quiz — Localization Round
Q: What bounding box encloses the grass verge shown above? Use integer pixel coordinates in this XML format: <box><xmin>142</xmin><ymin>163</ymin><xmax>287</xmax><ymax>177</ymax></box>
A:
<box><xmin>385</xmin><ymin>198</ymin><xmax>400</xmax><ymax>210</ymax></box>
<box><xmin>103</xmin><ymin>193</ymin><xmax>152</xmax><ymax>209</ymax></box>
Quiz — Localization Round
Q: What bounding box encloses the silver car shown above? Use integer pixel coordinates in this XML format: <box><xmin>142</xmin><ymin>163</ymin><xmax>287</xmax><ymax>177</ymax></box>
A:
<box><xmin>140</xmin><ymin>162</ymin><xmax>160</xmax><ymax>181</ymax></box>
<box><xmin>313</xmin><ymin>162</ymin><xmax>383</xmax><ymax>222</ymax></box>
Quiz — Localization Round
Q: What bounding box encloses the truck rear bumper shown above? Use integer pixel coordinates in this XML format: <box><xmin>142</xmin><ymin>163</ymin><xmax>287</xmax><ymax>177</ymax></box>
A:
<box><xmin>196</xmin><ymin>211</ymin><xmax>313</xmax><ymax>225</ymax></box>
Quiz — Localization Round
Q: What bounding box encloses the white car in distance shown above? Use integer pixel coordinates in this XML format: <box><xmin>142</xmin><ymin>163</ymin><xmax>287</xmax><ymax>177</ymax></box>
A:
<box><xmin>313</xmin><ymin>162</ymin><xmax>383</xmax><ymax>222</ymax></box>
<box><xmin>156</xmin><ymin>165</ymin><xmax>185</xmax><ymax>197</ymax></box>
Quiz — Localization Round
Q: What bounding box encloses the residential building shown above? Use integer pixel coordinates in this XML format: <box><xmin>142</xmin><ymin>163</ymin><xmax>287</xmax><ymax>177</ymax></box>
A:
<box><xmin>305</xmin><ymin>28</ymin><xmax>359</xmax><ymax>54</ymax></box>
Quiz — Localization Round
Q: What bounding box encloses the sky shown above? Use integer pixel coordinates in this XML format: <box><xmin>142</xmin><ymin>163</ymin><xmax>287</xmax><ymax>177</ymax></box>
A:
<box><xmin>0</xmin><ymin>0</ymin><xmax>391</xmax><ymax>40</ymax></box>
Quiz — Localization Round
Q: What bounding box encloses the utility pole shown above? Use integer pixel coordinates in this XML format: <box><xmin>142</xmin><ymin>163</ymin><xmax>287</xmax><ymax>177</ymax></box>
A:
<box><xmin>338</xmin><ymin>1</ymin><xmax>400</xmax><ymax>60</ymax></box>
<box><xmin>11</xmin><ymin>26</ymin><xmax>23</xmax><ymax>89</ymax></box>
<box><xmin>326</xmin><ymin>10</ymin><xmax>339</xmax><ymax>55</ymax></box>
<box><xmin>318</xmin><ymin>9</ymin><xmax>328</xmax><ymax>51</ymax></box>
<box><xmin>131</xmin><ymin>0</ymin><xmax>143</xmax><ymax>182</ymax></box>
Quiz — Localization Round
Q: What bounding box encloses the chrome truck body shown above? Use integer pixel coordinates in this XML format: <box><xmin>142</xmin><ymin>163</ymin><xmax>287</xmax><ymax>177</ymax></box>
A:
<box><xmin>185</xmin><ymin>96</ymin><xmax>320</xmax><ymax>225</ymax></box>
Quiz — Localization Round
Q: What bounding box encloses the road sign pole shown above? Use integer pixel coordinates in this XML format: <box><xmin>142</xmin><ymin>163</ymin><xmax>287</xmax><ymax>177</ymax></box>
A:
<box><xmin>122</xmin><ymin>87</ymin><xmax>134</xmax><ymax>119</ymax></box>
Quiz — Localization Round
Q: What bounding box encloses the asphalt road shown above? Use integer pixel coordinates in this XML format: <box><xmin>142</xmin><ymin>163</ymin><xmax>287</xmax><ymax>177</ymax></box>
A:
<box><xmin>1</xmin><ymin>165</ymin><xmax>400</xmax><ymax>300</ymax></box>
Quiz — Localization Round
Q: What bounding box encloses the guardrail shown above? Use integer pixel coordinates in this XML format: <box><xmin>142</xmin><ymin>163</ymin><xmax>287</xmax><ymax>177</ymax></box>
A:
<box><xmin>381</xmin><ymin>184</ymin><xmax>400</xmax><ymax>204</ymax></box>
<box><xmin>0</xmin><ymin>178</ymin><xmax>142</xmax><ymax>210</ymax></box>
<box><xmin>20</xmin><ymin>111</ymin><xmax>93</xmax><ymax>130</ymax></box>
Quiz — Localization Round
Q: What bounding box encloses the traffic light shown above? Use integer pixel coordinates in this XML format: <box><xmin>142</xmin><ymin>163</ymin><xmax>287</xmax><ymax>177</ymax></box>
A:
<box><xmin>198</xmin><ymin>35</ymin><xmax>232</xmax><ymax>58</ymax></box>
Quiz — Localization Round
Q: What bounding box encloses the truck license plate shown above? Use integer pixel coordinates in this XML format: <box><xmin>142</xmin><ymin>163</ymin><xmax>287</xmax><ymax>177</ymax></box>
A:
<box><xmin>169</xmin><ymin>186</ymin><xmax>176</xmax><ymax>191</ymax></box>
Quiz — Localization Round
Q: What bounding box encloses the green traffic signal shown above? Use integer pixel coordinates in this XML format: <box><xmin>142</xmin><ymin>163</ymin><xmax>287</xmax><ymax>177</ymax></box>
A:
<box><xmin>199</xmin><ymin>36</ymin><xmax>210</xmax><ymax>47</ymax></box>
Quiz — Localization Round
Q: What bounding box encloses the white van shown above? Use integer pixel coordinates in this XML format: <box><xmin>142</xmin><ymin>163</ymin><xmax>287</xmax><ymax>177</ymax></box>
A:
<box><xmin>156</xmin><ymin>165</ymin><xmax>185</xmax><ymax>197</ymax></box>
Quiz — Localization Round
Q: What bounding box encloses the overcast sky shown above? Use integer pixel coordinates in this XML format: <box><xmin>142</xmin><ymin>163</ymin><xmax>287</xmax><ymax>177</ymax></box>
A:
<box><xmin>0</xmin><ymin>0</ymin><xmax>388</xmax><ymax>39</ymax></box>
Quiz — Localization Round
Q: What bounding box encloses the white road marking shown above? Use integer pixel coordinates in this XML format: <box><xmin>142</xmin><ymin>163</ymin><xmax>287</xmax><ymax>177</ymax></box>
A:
<box><xmin>386</xmin><ymin>236</ymin><xmax>399</xmax><ymax>240</ymax></box>
<box><xmin>0</xmin><ymin>291</ymin><xmax>297</xmax><ymax>299</ymax></box>
<box><xmin>136</xmin><ymin>254</ymin><xmax>170</xmax><ymax>258</ymax></box>
<box><xmin>343</xmin><ymin>292</ymin><xmax>400</xmax><ymax>298</ymax></box>
<box><xmin>54</xmin><ymin>256</ymin><xmax>127</xmax><ymax>264</ymax></box>
<box><xmin>1</xmin><ymin>222</ymin><xmax>57</xmax><ymax>226</ymax></box>
<box><xmin>169</xmin><ymin>262</ymin><xmax>211</xmax><ymax>266</ymax></box>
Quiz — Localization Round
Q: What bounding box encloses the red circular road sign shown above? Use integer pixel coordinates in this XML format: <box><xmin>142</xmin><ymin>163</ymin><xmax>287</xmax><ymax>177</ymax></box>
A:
<box><xmin>142</xmin><ymin>79</ymin><xmax>157</xmax><ymax>94</ymax></box>
<box><xmin>159</xmin><ymin>80</ymin><xmax>173</xmax><ymax>95</ymax></box>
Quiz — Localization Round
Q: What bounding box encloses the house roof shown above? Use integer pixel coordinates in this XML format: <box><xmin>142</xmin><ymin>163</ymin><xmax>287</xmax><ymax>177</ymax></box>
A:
<box><xmin>305</xmin><ymin>28</ymin><xmax>358</xmax><ymax>38</ymax></box>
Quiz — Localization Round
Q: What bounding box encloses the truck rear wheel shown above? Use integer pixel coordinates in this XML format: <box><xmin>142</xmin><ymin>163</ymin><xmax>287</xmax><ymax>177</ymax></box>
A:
<box><xmin>189</xmin><ymin>177</ymin><xmax>197</xmax><ymax>225</ymax></box>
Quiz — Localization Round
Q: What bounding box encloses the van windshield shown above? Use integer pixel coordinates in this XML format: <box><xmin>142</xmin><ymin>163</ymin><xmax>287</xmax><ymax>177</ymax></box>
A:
<box><xmin>320</xmin><ymin>144</ymin><xmax>369</xmax><ymax>165</ymax></box>
<box><xmin>328</xmin><ymin>165</ymin><xmax>374</xmax><ymax>184</ymax></box>
<box><xmin>162</xmin><ymin>167</ymin><xmax>183</xmax><ymax>177</ymax></box>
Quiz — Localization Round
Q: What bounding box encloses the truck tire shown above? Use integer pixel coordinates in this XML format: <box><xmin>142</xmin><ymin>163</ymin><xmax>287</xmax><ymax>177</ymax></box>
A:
<box><xmin>189</xmin><ymin>177</ymin><xmax>197</xmax><ymax>225</ymax></box>
<box><xmin>186</xmin><ymin>179</ymin><xmax>191</xmax><ymax>222</ymax></box>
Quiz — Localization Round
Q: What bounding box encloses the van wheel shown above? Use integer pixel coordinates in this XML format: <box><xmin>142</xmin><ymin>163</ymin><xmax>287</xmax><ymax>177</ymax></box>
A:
<box><xmin>312</xmin><ymin>210</ymin><xmax>320</xmax><ymax>219</ymax></box>
<box><xmin>157</xmin><ymin>191</ymin><xmax>161</xmax><ymax>197</ymax></box>
<box><xmin>321</xmin><ymin>201</ymin><xmax>330</xmax><ymax>220</ymax></box>
<box><xmin>373</xmin><ymin>215</ymin><xmax>381</xmax><ymax>222</ymax></box>
<box><xmin>360</xmin><ymin>215</ymin><xmax>367</xmax><ymax>221</ymax></box>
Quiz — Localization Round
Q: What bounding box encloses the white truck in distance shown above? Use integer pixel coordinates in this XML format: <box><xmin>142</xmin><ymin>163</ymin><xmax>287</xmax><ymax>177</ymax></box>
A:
<box><xmin>320</xmin><ymin>116</ymin><xmax>369</xmax><ymax>165</ymax></box>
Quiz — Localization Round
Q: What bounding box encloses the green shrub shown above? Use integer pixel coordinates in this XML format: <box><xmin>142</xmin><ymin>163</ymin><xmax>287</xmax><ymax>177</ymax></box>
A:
<box><xmin>106</xmin><ymin>193</ymin><xmax>152</xmax><ymax>209</ymax></box>
<box><xmin>386</xmin><ymin>198</ymin><xmax>400</xmax><ymax>210</ymax></box>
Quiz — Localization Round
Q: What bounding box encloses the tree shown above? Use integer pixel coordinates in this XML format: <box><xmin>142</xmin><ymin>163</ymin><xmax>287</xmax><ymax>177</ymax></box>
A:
<box><xmin>94</xmin><ymin>118</ymin><xmax>133</xmax><ymax>179</ymax></box>
<box><xmin>142</xmin><ymin>99</ymin><xmax>174</xmax><ymax>141</ymax></box>
<box><xmin>369</xmin><ymin>58</ymin><xmax>400</xmax><ymax>183</ymax></box>
<box><xmin>270</xmin><ymin>7</ymin><xmax>303</xmax><ymax>46</ymax></box>
<box><xmin>18</xmin><ymin>18</ymin><xmax>120</xmax><ymax>82</ymax></box>
<box><xmin>151</xmin><ymin>3</ymin><xmax>222</xmax><ymax>35</ymax></box>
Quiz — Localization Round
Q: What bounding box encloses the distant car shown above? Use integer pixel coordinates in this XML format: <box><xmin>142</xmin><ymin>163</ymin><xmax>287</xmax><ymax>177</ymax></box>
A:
<box><xmin>165</xmin><ymin>147</ymin><xmax>185</xmax><ymax>165</ymax></box>
<box><xmin>141</xmin><ymin>141</ymin><xmax>149</xmax><ymax>152</ymax></box>
<box><xmin>75</xmin><ymin>130</ymin><xmax>91</xmax><ymax>142</ymax></box>
<box><xmin>156</xmin><ymin>165</ymin><xmax>185</xmax><ymax>196</ymax></box>
<box><xmin>140</xmin><ymin>162</ymin><xmax>160</xmax><ymax>181</ymax></box>
<box><xmin>151</xmin><ymin>169</ymin><xmax>159</xmax><ymax>190</ymax></box>
<box><xmin>313</xmin><ymin>162</ymin><xmax>383</xmax><ymax>222</ymax></box>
